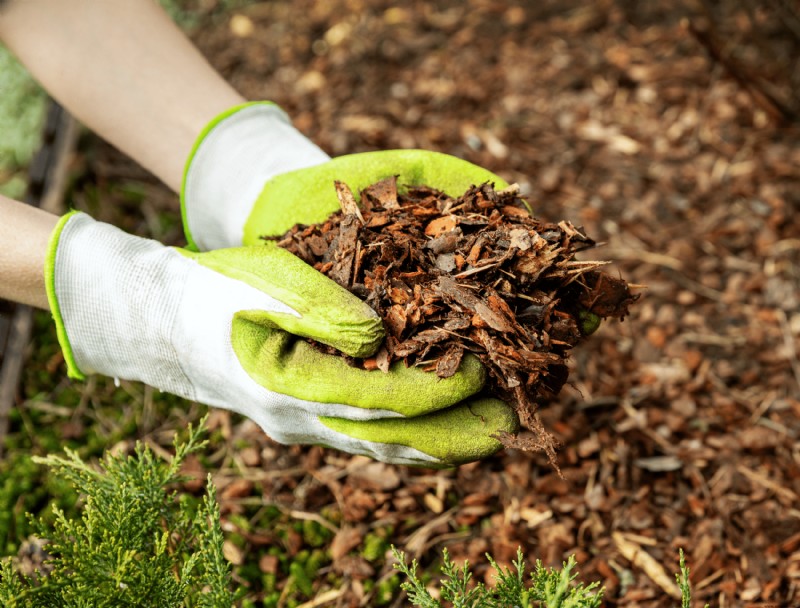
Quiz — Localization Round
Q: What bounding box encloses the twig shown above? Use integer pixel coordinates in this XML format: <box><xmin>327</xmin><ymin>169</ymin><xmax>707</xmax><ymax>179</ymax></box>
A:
<box><xmin>403</xmin><ymin>507</ymin><xmax>458</xmax><ymax>557</ymax></box>
<box><xmin>776</xmin><ymin>309</ymin><xmax>800</xmax><ymax>394</ymax></box>
<box><xmin>737</xmin><ymin>464</ymin><xmax>799</xmax><ymax>503</ymax></box>
<box><xmin>612</xmin><ymin>531</ymin><xmax>681</xmax><ymax>599</ymax></box>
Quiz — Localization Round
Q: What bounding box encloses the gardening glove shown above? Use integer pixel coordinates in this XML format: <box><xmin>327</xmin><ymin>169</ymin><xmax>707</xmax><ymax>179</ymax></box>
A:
<box><xmin>181</xmin><ymin>101</ymin><xmax>510</xmax><ymax>249</ymax></box>
<box><xmin>45</xmin><ymin>212</ymin><xmax>518</xmax><ymax>467</ymax></box>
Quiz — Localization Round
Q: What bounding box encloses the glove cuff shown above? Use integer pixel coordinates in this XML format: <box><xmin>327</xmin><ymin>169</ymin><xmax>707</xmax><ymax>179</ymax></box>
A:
<box><xmin>45</xmin><ymin>211</ymin><xmax>84</xmax><ymax>379</ymax></box>
<box><xmin>44</xmin><ymin>212</ymin><xmax>191</xmax><ymax>389</ymax></box>
<box><xmin>181</xmin><ymin>102</ymin><xmax>330</xmax><ymax>251</ymax></box>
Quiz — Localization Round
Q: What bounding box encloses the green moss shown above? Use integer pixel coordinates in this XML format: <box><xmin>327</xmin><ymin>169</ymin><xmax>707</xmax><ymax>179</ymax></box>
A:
<box><xmin>288</xmin><ymin>560</ymin><xmax>314</xmax><ymax>597</ymax></box>
<box><xmin>302</xmin><ymin>518</ymin><xmax>332</xmax><ymax>547</ymax></box>
<box><xmin>375</xmin><ymin>574</ymin><xmax>401</xmax><ymax>605</ymax></box>
<box><xmin>261</xmin><ymin>572</ymin><xmax>277</xmax><ymax>593</ymax></box>
<box><xmin>262</xmin><ymin>590</ymin><xmax>280</xmax><ymax>607</ymax></box>
<box><xmin>229</xmin><ymin>513</ymin><xmax>252</xmax><ymax>533</ymax></box>
<box><xmin>362</xmin><ymin>532</ymin><xmax>389</xmax><ymax>562</ymax></box>
<box><xmin>306</xmin><ymin>549</ymin><xmax>327</xmax><ymax>576</ymax></box>
<box><xmin>578</xmin><ymin>310</ymin><xmax>602</xmax><ymax>336</ymax></box>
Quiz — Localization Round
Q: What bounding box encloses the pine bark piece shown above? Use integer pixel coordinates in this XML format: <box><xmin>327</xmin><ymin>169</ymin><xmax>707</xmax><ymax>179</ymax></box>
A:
<box><xmin>272</xmin><ymin>181</ymin><xmax>638</xmax><ymax>466</ymax></box>
<box><xmin>329</xmin><ymin>181</ymin><xmax>363</xmax><ymax>287</ymax></box>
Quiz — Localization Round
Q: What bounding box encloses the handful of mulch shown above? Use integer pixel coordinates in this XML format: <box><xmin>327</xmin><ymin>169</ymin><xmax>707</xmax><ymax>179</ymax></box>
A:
<box><xmin>272</xmin><ymin>177</ymin><xmax>638</xmax><ymax>467</ymax></box>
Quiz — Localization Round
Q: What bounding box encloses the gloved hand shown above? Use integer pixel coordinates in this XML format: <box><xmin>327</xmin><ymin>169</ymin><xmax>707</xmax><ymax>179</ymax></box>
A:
<box><xmin>46</xmin><ymin>212</ymin><xmax>517</xmax><ymax>466</ymax></box>
<box><xmin>181</xmin><ymin>102</ymin><xmax>509</xmax><ymax>249</ymax></box>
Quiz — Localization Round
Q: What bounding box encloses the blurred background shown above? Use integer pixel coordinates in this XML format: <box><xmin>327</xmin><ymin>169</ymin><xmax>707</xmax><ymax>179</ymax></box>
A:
<box><xmin>1</xmin><ymin>1</ymin><xmax>799</xmax><ymax>606</ymax></box>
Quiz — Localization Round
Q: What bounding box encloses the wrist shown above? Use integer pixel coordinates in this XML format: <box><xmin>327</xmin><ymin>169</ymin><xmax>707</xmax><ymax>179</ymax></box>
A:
<box><xmin>181</xmin><ymin>102</ymin><xmax>330</xmax><ymax>251</ymax></box>
<box><xmin>0</xmin><ymin>195</ymin><xmax>59</xmax><ymax>309</ymax></box>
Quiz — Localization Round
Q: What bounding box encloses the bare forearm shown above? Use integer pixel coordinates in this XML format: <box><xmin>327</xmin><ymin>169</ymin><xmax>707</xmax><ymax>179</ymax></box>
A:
<box><xmin>0</xmin><ymin>195</ymin><xmax>57</xmax><ymax>309</ymax></box>
<box><xmin>0</xmin><ymin>0</ymin><xmax>245</xmax><ymax>192</ymax></box>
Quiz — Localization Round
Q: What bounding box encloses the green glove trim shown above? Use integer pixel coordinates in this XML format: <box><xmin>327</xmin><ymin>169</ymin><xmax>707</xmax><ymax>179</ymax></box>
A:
<box><xmin>232</xmin><ymin>311</ymin><xmax>486</xmax><ymax>414</ymax></box>
<box><xmin>244</xmin><ymin>149</ymin><xmax>510</xmax><ymax>242</ymax></box>
<box><xmin>180</xmin><ymin>100</ymin><xmax>279</xmax><ymax>251</ymax></box>
<box><xmin>319</xmin><ymin>398</ymin><xmax>519</xmax><ymax>466</ymax></box>
<box><xmin>179</xmin><ymin>245</ymin><xmax>384</xmax><ymax>358</ymax></box>
<box><xmin>44</xmin><ymin>211</ymin><xmax>85</xmax><ymax>380</ymax></box>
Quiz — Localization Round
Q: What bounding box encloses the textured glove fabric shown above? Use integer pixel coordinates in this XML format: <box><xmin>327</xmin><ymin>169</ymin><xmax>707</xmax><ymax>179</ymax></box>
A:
<box><xmin>181</xmin><ymin>102</ymin><xmax>330</xmax><ymax>251</ymax></box>
<box><xmin>45</xmin><ymin>213</ymin><xmax>517</xmax><ymax>465</ymax></box>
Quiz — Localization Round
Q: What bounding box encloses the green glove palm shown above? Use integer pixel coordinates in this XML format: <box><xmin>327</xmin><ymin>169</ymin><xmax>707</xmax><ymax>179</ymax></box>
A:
<box><xmin>188</xmin><ymin>246</ymin><xmax>519</xmax><ymax>466</ymax></box>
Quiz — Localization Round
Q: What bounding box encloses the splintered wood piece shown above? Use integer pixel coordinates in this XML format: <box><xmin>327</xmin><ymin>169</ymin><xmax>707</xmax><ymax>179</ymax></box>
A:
<box><xmin>425</xmin><ymin>215</ymin><xmax>459</xmax><ymax>236</ymax></box>
<box><xmin>328</xmin><ymin>213</ymin><xmax>360</xmax><ymax>288</ymax></box>
<box><xmin>334</xmin><ymin>180</ymin><xmax>364</xmax><ymax>223</ymax></box>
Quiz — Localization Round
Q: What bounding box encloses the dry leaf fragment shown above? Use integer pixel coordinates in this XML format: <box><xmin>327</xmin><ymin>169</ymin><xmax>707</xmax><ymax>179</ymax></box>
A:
<box><xmin>435</xmin><ymin>345</ymin><xmax>464</xmax><ymax>378</ymax></box>
<box><xmin>435</xmin><ymin>253</ymin><xmax>457</xmax><ymax>272</ymax></box>
<box><xmin>633</xmin><ymin>455</ymin><xmax>683</xmax><ymax>472</ymax></box>
<box><xmin>220</xmin><ymin>478</ymin><xmax>255</xmax><ymax>500</ymax></box>
<box><xmin>612</xmin><ymin>532</ymin><xmax>681</xmax><ymax>599</ymax></box>
<box><xmin>474</xmin><ymin>301</ymin><xmax>516</xmax><ymax>333</ymax></box>
<box><xmin>509</xmin><ymin>228</ymin><xmax>534</xmax><ymax>251</ymax></box>
<box><xmin>519</xmin><ymin>507</ymin><xmax>553</xmax><ymax>528</ymax></box>
<box><xmin>330</xmin><ymin>525</ymin><xmax>365</xmax><ymax>560</ymax></box>
<box><xmin>259</xmin><ymin>554</ymin><xmax>279</xmax><ymax>574</ymax></box>
<box><xmin>375</xmin><ymin>345</ymin><xmax>391</xmax><ymax>372</ymax></box>
<box><xmin>223</xmin><ymin>540</ymin><xmax>244</xmax><ymax>566</ymax></box>
<box><xmin>366</xmin><ymin>212</ymin><xmax>391</xmax><ymax>228</ymax></box>
<box><xmin>384</xmin><ymin>304</ymin><xmax>407</xmax><ymax>337</ymax></box>
<box><xmin>348</xmin><ymin>461</ymin><xmax>401</xmax><ymax>491</ymax></box>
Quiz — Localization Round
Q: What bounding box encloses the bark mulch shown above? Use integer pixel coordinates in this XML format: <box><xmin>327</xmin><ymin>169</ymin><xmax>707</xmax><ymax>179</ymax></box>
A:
<box><xmin>274</xmin><ymin>178</ymin><xmax>638</xmax><ymax>467</ymax></box>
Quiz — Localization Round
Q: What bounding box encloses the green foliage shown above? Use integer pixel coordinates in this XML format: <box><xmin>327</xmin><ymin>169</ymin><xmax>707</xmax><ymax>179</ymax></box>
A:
<box><xmin>393</xmin><ymin>547</ymin><xmax>708</xmax><ymax>608</ymax></box>
<box><xmin>0</xmin><ymin>418</ymin><xmax>238</xmax><ymax>608</ymax></box>
<box><xmin>0</xmin><ymin>451</ymin><xmax>65</xmax><ymax>555</ymax></box>
<box><xmin>677</xmin><ymin>549</ymin><xmax>709</xmax><ymax>608</ymax></box>
<box><xmin>392</xmin><ymin>546</ymin><xmax>603</xmax><ymax>608</ymax></box>
<box><xmin>0</xmin><ymin>45</ymin><xmax>47</xmax><ymax>198</ymax></box>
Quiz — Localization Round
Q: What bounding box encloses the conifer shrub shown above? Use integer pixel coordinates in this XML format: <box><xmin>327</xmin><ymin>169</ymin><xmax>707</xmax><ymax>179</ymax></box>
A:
<box><xmin>0</xmin><ymin>418</ymin><xmax>238</xmax><ymax>608</ymax></box>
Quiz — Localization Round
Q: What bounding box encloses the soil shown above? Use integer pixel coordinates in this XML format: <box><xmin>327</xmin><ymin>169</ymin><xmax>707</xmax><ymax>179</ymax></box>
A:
<box><xmin>73</xmin><ymin>0</ymin><xmax>800</xmax><ymax>605</ymax></box>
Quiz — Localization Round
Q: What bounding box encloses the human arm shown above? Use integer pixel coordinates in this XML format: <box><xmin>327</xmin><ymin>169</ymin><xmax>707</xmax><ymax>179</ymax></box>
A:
<box><xmin>0</xmin><ymin>0</ymin><xmax>244</xmax><ymax>191</ymax></box>
<box><xmin>0</xmin><ymin>194</ymin><xmax>57</xmax><ymax>309</ymax></box>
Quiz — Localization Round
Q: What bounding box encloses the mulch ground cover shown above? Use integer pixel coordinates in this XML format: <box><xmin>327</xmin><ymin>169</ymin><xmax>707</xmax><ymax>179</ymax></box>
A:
<box><xmin>57</xmin><ymin>0</ymin><xmax>800</xmax><ymax>605</ymax></box>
